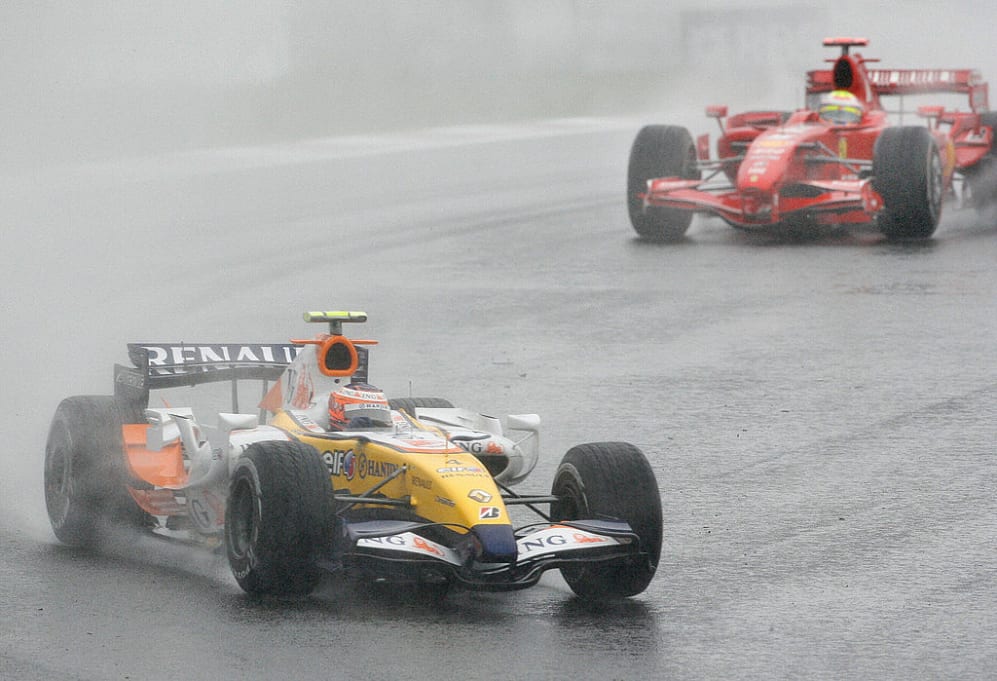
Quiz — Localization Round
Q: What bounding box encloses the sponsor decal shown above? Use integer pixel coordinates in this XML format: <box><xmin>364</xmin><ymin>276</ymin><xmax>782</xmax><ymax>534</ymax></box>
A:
<box><xmin>357</xmin><ymin>453</ymin><xmax>399</xmax><ymax>479</ymax></box>
<box><xmin>357</xmin><ymin>532</ymin><xmax>462</xmax><ymax>566</ymax></box>
<box><xmin>750</xmin><ymin>146</ymin><xmax>789</xmax><ymax>159</ymax></box>
<box><xmin>350</xmin><ymin>389</ymin><xmax>384</xmax><ymax>401</ymax></box>
<box><xmin>838</xmin><ymin>137</ymin><xmax>848</xmax><ymax>159</ymax></box>
<box><xmin>868</xmin><ymin>69</ymin><xmax>967</xmax><ymax>87</ymax></box>
<box><xmin>468</xmin><ymin>489</ymin><xmax>492</xmax><ymax>503</ymax></box>
<box><xmin>412</xmin><ymin>536</ymin><xmax>444</xmax><ymax>557</ymax></box>
<box><xmin>435</xmin><ymin>496</ymin><xmax>456</xmax><ymax>507</ymax></box>
<box><xmin>187</xmin><ymin>489</ymin><xmax>225</xmax><ymax>531</ymax></box>
<box><xmin>478</xmin><ymin>506</ymin><xmax>501</xmax><ymax>520</ymax></box>
<box><xmin>436</xmin><ymin>466</ymin><xmax>483</xmax><ymax>474</ymax></box>
<box><xmin>401</xmin><ymin>439</ymin><xmax>445</xmax><ymax>448</ymax></box>
<box><xmin>517</xmin><ymin>527</ymin><xmax>620</xmax><ymax>560</ymax></box>
<box><xmin>456</xmin><ymin>438</ymin><xmax>506</xmax><ymax>455</ymax></box>
<box><xmin>411</xmin><ymin>476</ymin><xmax>433</xmax><ymax>490</ymax></box>
<box><xmin>324</xmin><ymin>450</ymin><xmax>398</xmax><ymax>480</ymax></box>
<box><xmin>436</xmin><ymin>465</ymin><xmax>488</xmax><ymax>479</ymax></box>
<box><xmin>133</xmin><ymin>343</ymin><xmax>301</xmax><ymax>374</ymax></box>
<box><xmin>291</xmin><ymin>410</ymin><xmax>324</xmax><ymax>433</ymax></box>
<box><xmin>289</xmin><ymin>368</ymin><xmax>314</xmax><ymax>409</ymax></box>
<box><xmin>324</xmin><ymin>449</ymin><xmax>356</xmax><ymax>479</ymax></box>
<box><xmin>572</xmin><ymin>532</ymin><xmax>610</xmax><ymax>544</ymax></box>
<box><xmin>520</xmin><ymin>533</ymin><xmax>569</xmax><ymax>552</ymax></box>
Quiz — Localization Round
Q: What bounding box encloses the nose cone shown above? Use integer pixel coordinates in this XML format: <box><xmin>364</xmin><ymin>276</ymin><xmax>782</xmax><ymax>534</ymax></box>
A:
<box><xmin>737</xmin><ymin>138</ymin><xmax>795</xmax><ymax>195</ymax></box>
<box><xmin>472</xmin><ymin>524</ymin><xmax>518</xmax><ymax>563</ymax></box>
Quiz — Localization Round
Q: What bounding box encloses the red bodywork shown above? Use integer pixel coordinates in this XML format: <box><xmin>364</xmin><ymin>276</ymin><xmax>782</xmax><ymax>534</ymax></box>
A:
<box><xmin>643</xmin><ymin>37</ymin><xmax>993</xmax><ymax>229</ymax></box>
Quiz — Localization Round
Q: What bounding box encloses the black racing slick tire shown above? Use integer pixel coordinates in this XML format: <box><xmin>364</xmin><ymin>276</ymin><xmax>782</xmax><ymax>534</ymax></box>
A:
<box><xmin>388</xmin><ymin>397</ymin><xmax>454</xmax><ymax>413</ymax></box>
<box><xmin>550</xmin><ymin>442</ymin><xmax>663</xmax><ymax>599</ymax></box>
<box><xmin>225</xmin><ymin>440</ymin><xmax>334</xmax><ymax>596</ymax></box>
<box><xmin>627</xmin><ymin>125</ymin><xmax>699</xmax><ymax>241</ymax></box>
<box><xmin>873</xmin><ymin>126</ymin><xmax>944</xmax><ymax>240</ymax></box>
<box><xmin>44</xmin><ymin>396</ymin><xmax>148</xmax><ymax>547</ymax></box>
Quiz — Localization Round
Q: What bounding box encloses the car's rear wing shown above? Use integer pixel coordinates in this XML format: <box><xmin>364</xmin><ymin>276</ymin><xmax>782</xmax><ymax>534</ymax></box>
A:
<box><xmin>808</xmin><ymin>68</ymin><xmax>989</xmax><ymax>111</ymax></box>
<box><xmin>114</xmin><ymin>342</ymin><xmax>369</xmax><ymax>414</ymax></box>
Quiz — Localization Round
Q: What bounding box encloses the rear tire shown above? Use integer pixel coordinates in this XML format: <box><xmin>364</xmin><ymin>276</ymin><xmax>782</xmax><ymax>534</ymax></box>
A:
<box><xmin>550</xmin><ymin>442</ymin><xmax>663</xmax><ymax>598</ymax></box>
<box><xmin>627</xmin><ymin>125</ymin><xmax>699</xmax><ymax>241</ymax></box>
<box><xmin>225</xmin><ymin>440</ymin><xmax>334</xmax><ymax>596</ymax></box>
<box><xmin>873</xmin><ymin>126</ymin><xmax>943</xmax><ymax>239</ymax></box>
<box><xmin>44</xmin><ymin>396</ymin><xmax>148</xmax><ymax>547</ymax></box>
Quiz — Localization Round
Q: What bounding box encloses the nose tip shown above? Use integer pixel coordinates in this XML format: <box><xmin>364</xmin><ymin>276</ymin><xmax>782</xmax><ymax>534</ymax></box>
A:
<box><xmin>472</xmin><ymin>524</ymin><xmax>518</xmax><ymax>563</ymax></box>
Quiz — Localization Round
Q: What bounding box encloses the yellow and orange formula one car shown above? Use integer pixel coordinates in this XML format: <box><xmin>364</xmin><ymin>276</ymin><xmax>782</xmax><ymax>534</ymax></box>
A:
<box><xmin>44</xmin><ymin>311</ymin><xmax>663</xmax><ymax>599</ymax></box>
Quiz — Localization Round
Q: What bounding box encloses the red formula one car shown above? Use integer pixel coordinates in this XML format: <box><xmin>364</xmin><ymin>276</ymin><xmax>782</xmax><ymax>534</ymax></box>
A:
<box><xmin>627</xmin><ymin>37</ymin><xmax>997</xmax><ymax>240</ymax></box>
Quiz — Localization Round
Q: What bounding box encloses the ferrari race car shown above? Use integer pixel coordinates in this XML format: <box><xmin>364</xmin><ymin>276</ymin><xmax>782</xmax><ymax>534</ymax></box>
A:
<box><xmin>44</xmin><ymin>311</ymin><xmax>663</xmax><ymax>599</ymax></box>
<box><xmin>627</xmin><ymin>37</ymin><xmax>997</xmax><ymax>240</ymax></box>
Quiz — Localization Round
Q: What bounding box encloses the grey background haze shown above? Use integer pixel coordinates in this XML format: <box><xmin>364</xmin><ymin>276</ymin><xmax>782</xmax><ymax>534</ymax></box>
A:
<box><xmin>3</xmin><ymin>0</ymin><xmax>996</xmax><ymax>163</ymax></box>
<box><xmin>2</xmin><ymin>3</ymin><xmax>996</xmax><ymax>680</ymax></box>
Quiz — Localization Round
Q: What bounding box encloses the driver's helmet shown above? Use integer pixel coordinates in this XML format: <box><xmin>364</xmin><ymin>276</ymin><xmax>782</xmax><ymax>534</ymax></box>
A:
<box><xmin>819</xmin><ymin>90</ymin><xmax>864</xmax><ymax>125</ymax></box>
<box><xmin>328</xmin><ymin>383</ymin><xmax>392</xmax><ymax>430</ymax></box>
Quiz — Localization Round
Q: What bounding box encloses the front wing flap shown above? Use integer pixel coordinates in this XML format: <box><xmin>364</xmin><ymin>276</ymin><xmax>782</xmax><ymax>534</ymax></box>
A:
<box><xmin>331</xmin><ymin>518</ymin><xmax>642</xmax><ymax>591</ymax></box>
<box><xmin>644</xmin><ymin>176</ymin><xmax>880</xmax><ymax>227</ymax></box>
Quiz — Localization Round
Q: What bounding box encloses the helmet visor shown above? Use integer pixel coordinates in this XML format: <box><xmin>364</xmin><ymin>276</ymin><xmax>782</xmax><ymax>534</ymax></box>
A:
<box><xmin>820</xmin><ymin>104</ymin><xmax>862</xmax><ymax>124</ymax></box>
<box><xmin>343</xmin><ymin>401</ymin><xmax>393</xmax><ymax>428</ymax></box>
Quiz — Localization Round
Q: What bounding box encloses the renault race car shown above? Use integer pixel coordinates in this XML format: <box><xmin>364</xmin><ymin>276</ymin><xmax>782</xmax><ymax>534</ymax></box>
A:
<box><xmin>627</xmin><ymin>37</ymin><xmax>997</xmax><ymax>240</ymax></box>
<box><xmin>44</xmin><ymin>311</ymin><xmax>663</xmax><ymax>599</ymax></box>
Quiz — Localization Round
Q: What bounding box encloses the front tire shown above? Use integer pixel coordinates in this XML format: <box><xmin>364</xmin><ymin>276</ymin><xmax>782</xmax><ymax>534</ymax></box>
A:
<box><xmin>44</xmin><ymin>396</ymin><xmax>147</xmax><ymax>547</ymax></box>
<box><xmin>627</xmin><ymin>125</ymin><xmax>699</xmax><ymax>241</ymax></box>
<box><xmin>550</xmin><ymin>442</ymin><xmax>663</xmax><ymax>598</ymax></box>
<box><xmin>873</xmin><ymin>126</ymin><xmax>944</xmax><ymax>239</ymax></box>
<box><xmin>225</xmin><ymin>440</ymin><xmax>334</xmax><ymax>596</ymax></box>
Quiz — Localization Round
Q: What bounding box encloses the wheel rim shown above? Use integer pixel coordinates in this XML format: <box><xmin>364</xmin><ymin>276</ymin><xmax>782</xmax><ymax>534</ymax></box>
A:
<box><xmin>552</xmin><ymin>466</ymin><xmax>586</xmax><ymax>520</ymax></box>
<box><xmin>44</xmin><ymin>426</ymin><xmax>73</xmax><ymax>526</ymax></box>
<box><xmin>927</xmin><ymin>150</ymin><xmax>943</xmax><ymax>220</ymax></box>
<box><xmin>227</xmin><ymin>478</ymin><xmax>258</xmax><ymax>560</ymax></box>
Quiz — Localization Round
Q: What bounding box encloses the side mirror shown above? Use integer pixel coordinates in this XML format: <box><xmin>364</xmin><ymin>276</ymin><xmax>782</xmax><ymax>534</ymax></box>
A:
<box><xmin>506</xmin><ymin>413</ymin><xmax>540</xmax><ymax>431</ymax></box>
<box><xmin>706</xmin><ymin>105</ymin><xmax>728</xmax><ymax>119</ymax></box>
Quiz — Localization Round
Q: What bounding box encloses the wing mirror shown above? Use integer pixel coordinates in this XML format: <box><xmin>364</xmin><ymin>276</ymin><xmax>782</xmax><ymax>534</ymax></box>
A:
<box><xmin>706</xmin><ymin>105</ymin><xmax>728</xmax><ymax>119</ymax></box>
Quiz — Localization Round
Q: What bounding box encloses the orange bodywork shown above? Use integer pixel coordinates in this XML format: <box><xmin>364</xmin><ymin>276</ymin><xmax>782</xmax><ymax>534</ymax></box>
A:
<box><xmin>122</xmin><ymin>424</ymin><xmax>187</xmax><ymax>488</ymax></box>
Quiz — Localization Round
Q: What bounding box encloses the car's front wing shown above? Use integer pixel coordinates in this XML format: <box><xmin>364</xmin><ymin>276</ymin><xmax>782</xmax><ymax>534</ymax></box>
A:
<box><xmin>326</xmin><ymin>518</ymin><xmax>645</xmax><ymax>591</ymax></box>
<box><xmin>644</xmin><ymin>177</ymin><xmax>884</xmax><ymax>228</ymax></box>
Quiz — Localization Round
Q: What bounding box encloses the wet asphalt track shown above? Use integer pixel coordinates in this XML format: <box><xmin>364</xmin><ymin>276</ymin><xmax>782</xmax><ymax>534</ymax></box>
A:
<box><xmin>1</xmin><ymin>120</ymin><xmax>996</xmax><ymax>680</ymax></box>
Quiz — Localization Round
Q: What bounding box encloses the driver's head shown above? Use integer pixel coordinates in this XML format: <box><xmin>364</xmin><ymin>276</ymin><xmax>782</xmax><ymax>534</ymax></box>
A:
<box><xmin>328</xmin><ymin>383</ymin><xmax>392</xmax><ymax>430</ymax></box>
<box><xmin>819</xmin><ymin>90</ymin><xmax>864</xmax><ymax>125</ymax></box>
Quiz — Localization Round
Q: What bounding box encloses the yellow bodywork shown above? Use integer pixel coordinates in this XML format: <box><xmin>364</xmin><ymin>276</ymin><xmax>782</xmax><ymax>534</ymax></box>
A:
<box><xmin>270</xmin><ymin>411</ymin><xmax>509</xmax><ymax>533</ymax></box>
